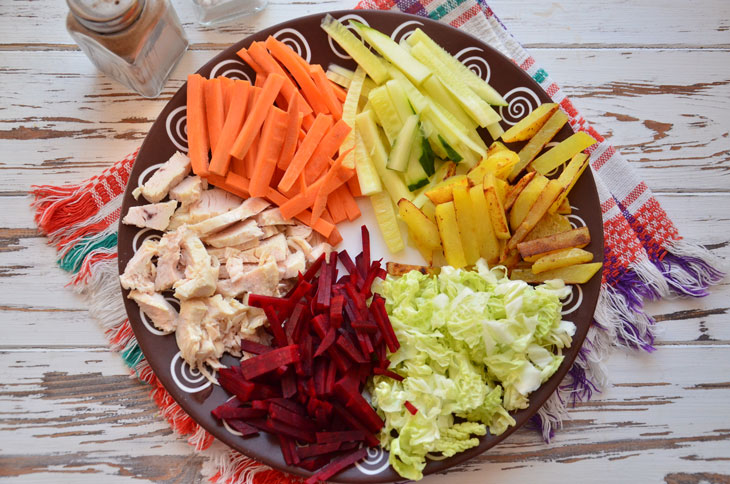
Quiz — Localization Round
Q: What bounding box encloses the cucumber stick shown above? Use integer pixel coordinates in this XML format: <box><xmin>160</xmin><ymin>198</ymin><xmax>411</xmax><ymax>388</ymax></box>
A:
<box><xmin>411</xmin><ymin>41</ymin><xmax>500</xmax><ymax>128</ymax></box>
<box><xmin>353</xmin><ymin>129</ymin><xmax>382</xmax><ymax>196</ymax></box>
<box><xmin>351</xmin><ymin>21</ymin><xmax>431</xmax><ymax>85</ymax></box>
<box><xmin>406</xmin><ymin>28</ymin><xmax>507</xmax><ymax>106</ymax></box>
<box><xmin>326</xmin><ymin>63</ymin><xmax>377</xmax><ymax>96</ymax></box>
<box><xmin>355</xmin><ymin>110</ymin><xmax>411</xmax><ymax>204</ymax></box>
<box><xmin>412</xmin><ymin>161</ymin><xmax>453</xmax><ymax>208</ymax></box>
<box><xmin>387</xmin><ymin>114</ymin><xmax>419</xmax><ymax>172</ymax></box>
<box><xmin>385</xmin><ymin>79</ymin><xmax>414</xmax><ymax>123</ymax></box>
<box><xmin>404</xmin><ymin>130</ymin><xmax>429</xmax><ymax>191</ymax></box>
<box><xmin>369</xmin><ymin>190</ymin><xmax>405</xmax><ymax>254</ymax></box>
<box><xmin>321</xmin><ymin>15</ymin><xmax>388</xmax><ymax>84</ymax></box>
<box><xmin>368</xmin><ymin>85</ymin><xmax>402</xmax><ymax>145</ymax></box>
<box><xmin>421</xmin><ymin>76</ymin><xmax>478</xmax><ymax>131</ymax></box>
<box><xmin>340</xmin><ymin>66</ymin><xmax>367</xmax><ymax>170</ymax></box>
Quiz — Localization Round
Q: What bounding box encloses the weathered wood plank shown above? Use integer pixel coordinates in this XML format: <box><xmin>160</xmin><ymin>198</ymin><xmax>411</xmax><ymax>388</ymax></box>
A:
<box><xmin>2</xmin><ymin>0</ymin><xmax>729</xmax><ymax>49</ymax></box>
<box><xmin>1</xmin><ymin>346</ymin><xmax>728</xmax><ymax>483</ymax></box>
<box><xmin>1</xmin><ymin>49</ymin><xmax>728</xmax><ymax>192</ymax></box>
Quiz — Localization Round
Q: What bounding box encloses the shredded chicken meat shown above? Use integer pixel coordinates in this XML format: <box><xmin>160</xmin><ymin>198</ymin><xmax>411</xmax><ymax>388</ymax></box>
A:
<box><xmin>120</xmin><ymin>158</ymin><xmax>332</xmax><ymax>381</ymax></box>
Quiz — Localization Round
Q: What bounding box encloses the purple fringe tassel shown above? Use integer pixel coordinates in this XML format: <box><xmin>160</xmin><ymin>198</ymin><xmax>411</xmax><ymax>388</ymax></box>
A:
<box><xmin>655</xmin><ymin>252</ymin><xmax>725</xmax><ymax>298</ymax></box>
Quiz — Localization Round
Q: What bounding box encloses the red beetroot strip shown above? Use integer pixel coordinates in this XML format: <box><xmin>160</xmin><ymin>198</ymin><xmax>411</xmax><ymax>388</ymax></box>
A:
<box><xmin>212</xmin><ymin>225</ymin><xmax>401</xmax><ymax>482</ymax></box>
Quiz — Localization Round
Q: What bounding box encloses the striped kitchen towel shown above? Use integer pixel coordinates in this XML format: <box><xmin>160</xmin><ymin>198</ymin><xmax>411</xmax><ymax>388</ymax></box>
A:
<box><xmin>30</xmin><ymin>0</ymin><xmax>725</xmax><ymax>483</ymax></box>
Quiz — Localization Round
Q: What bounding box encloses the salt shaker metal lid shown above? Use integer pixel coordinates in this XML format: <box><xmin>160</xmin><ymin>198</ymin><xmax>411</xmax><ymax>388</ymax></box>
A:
<box><xmin>66</xmin><ymin>0</ymin><xmax>146</xmax><ymax>34</ymax></box>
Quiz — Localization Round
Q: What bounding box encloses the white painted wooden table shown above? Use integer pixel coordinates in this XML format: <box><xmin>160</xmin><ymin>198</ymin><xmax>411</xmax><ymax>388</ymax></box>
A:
<box><xmin>1</xmin><ymin>1</ymin><xmax>729</xmax><ymax>482</ymax></box>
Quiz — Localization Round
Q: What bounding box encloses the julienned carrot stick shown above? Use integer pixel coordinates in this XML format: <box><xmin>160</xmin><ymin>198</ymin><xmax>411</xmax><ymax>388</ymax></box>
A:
<box><xmin>208</xmin><ymin>80</ymin><xmax>249</xmax><ymax>178</ymax></box>
<box><xmin>243</xmin><ymin>87</ymin><xmax>261</xmax><ymax>177</ymax></box>
<box><xmin>265</xmin><ymin>188</ymin><xmax>335</xmax><ymax>238</ymax></box>
<box><xmin>204</xmin><ymin>78</ymin><xmax>225</xmax><ymax>152</ymax></box>
<box><xmin>247</xmin><ymin>42</ymin><xmax>313</xmax><ymax>117</ymax></box>
<box><xmin>326</xmin><ymin>186</ymin><xmax>348</xmax><ymax>224</ymax></box>
<box><xmin>224</xmin><ymin>172</ymin><xmax>251</xmax><ymax>199</ymax></box>
<box><xmin>278</xmin><ymin>113</ymin><xmax>333</xmax><ymax>192</ymax></box>
<box><xmin>265</xmin><ymin>36</ymin><xmax>330</xmax><ymax>115</ymax></box>
<box><xmin>310</xmin><ymin>65</ymin><xmax>343</xmax><ymax>120</ymax></box>
<box><xmin>186</xmin><ymin>74</ymin><xmax>210</xmax><ymax>177</ymax></box>
<box><xmin>342</xmin><ymin>184</ymin><xmax>362</xmax><ymax>221</ymax></box>
<box><xmin>220</xmin><ymin>76</ymin><xmax>235</xmax><ymax>118</ymax></box>
<box><xmin>228</xmin><ymin>73</ymin><xmax>285</xmax><ymax>163</ymax></box>
<box><xmin>330</xmin><ymin>81</ymin><xmax>347</xmax><ymax>103</ymax></box>
<box><xmin>302</xmin><ymin>114</ymin><xmax>315</xmax><ymax>131</ymax></box>
<box><xmin>303</xmin><ymin>119</ymin><xmax>352</xmax><ymax>184</ymax></box>
<box><xmin>327</xmin><ymin>227</ymin><xmax>343</xmax><ymax>246</ymax></box>
<box><xmin>277</xmin><ymin>94</ymin><xmax>301</xmax><ymax>170</ymax></box>
<box><xmin>249</xmin><ymin>106</ymin><xmax>288</xmax><ymax>197</ymax></box>
<box><xmin>346</xmin><ymin>174</ymin><xmax>362</xmax><ymax>198</ymax></box>
<box><xmin>236</xmin><ymin>47</ymin><xmax>264</xmax><ymax>74</ymax></box>
<box><xmin>310</xmin><ymin>149</ymin><xmax>353</xmax><ymax>223</ymax></box>
<box><xmin>254</xmin><ymin>73</ymin><xmax>266</xmax><ymax>88</ymax></box>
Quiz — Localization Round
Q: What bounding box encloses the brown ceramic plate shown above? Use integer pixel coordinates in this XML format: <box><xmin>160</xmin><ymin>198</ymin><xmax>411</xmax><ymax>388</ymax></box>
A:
<box><xmin>118</xmin><ymin>10</ymin><xmax>603</xmax><ymax>482</ymax></box>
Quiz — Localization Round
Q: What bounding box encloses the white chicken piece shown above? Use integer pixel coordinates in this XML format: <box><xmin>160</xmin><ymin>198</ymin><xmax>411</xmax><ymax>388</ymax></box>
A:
<box><xmin>207</xmin><ymin>295</ymin><xmax>250</xmax><ymax>357</ymax></box>
<box><xmin>190</xmin><ymin>197</ymin><xmax>270</xmax><ymax>237</ymax></box>
<box><xmin>309</xmin><ymin>242</ymin><xmax>334</xmax><ymax>264</ymax></box>
<box><xmin>122</xmin><ymin>200</ymin><xmax>177</xmax><ymax>231</ymax></box>
<box><xmin>173</xmin><ymin>230</ymin><xmax>219</xmax><ymax>300</ymax></box>
<box><xmin>128</xmin><ymin>290</ymin><xmax>178</xmax><ymax>333</ymax></box>
<box><xmin>255</xmin><ymin>207</ymin><xmax>294</xmax><ymax>226</ymax></box>
<box><xmin>260</xmin><ymin>226</ymin><xmax>280</xmax><ymax>239</ymax></box>
<box><xmin>239</xmin><ymin>233</ymin><xmax>288</xmax><ymax>263</ymax></box>
<box><xmin>286</xmin><ymin>223</ymin><xmax>312</xmax><ymax>239</ymax></box>
<box><xmin>119</xmin><ymin>239</ymin><xmax>158</xmax><ymax>292</ymax></box>
<box><xmin>134</xmin><ymin>151</ymin><xmax>191</xmax><ymax>203</ymax></box>
<box><xmin>189</xmin><ymin>188</ymin><xmax>243</xmax><ymax>223</ymax></box>
<box><xmin>169</xmin><ymin>175</ymin><xmax>204</xmax><ymax>207</ymax></box>
<box><xmin>166</xmin><ymin>204</ymin><xmax>192</xmax><ymax>231</ymax></box>
<box><xmin>154</xmin><ymin>226</ymin><xmax>185</xmax><ymax>291</ymax></box>
<box><xmin>202</xmin><ymin>219</ymin><xmax>264</xmax><ymax>248</ymax></box>
<box><xmin>216</xmin><ymin>256</ymin><xmax>280</xmax><ymax>297</ymax></box>
<box><xmin>278</xmin><ymin>250</ymin><xmax>306</xmax><ymax>279</ymax></box>
<box><xmin>176</xmin><ymin>299</ymin><xmax>218</xmax><ymax>376</ymax></box>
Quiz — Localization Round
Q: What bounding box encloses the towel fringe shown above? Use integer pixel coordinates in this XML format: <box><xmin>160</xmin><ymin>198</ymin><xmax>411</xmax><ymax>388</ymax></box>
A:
<box><xmin>656</xmin><ymin>239</ymin><xmax>727</xmax><ymax>298</ymax></box>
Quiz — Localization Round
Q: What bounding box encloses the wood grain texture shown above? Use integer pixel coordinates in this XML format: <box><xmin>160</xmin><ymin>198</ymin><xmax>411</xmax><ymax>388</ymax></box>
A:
<box><xmin>1</xmin><ymin>0</ymin><xmax>728</xmax><ymax>482</ymax></box>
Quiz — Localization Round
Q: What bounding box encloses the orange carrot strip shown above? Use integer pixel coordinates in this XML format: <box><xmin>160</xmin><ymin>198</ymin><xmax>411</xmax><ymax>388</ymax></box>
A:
<box><xmin>204</xmin><ymin>78</ymin><xmax>225</xmax><ymax>152</ymax></box>
<box><xmin>276</xmin><ymin>95</ymin><xmax>302</xmax><ymax>170</ymax></box>
<box><xmin>220</xmin><ymin>77</ymin><xmax>239</xmax><ymax>118</ymax></box>
<box><xmin>330</xmin><ymin>81</ymin><xmax>347</xmax><ymax>103</ymax></box>
<box><xmin>342</xmin><ymin>184</ymin><xmax>362</xmax><ymax>221</ymax></box>
<box><xmin>327</xmin><ymin>227</ymin><xmax>343</xmax><ymax>246</ymax></box>
<box><xmin>247</xmin><ymin>42</ymin><xmax>313</xmax><ymax>117</ymax></box>
<box><xmin>326</xmin><ymin>185</ymin><xmax>349</xmax><ymax>224</ymax></box>
<box><xmin>278</xmin><ymin>113</ymin><xmax>333</xmax><ymax>192</ymax></box>
<box><xmin>265</xmin><ymin>36</ymin><xmax>330</xmax><ymax>115</ymax></box>
<box><xmin>228</xmin><ymin>73</ymin><xmax>285</xmax><ymax>163</ymax></box>
<box><xmin>208</xmin><ymin>80</ymin><xmax>249</xmax><ymax>178</ymax></box>
<box><xmin>303</xmin><ymin>119</ymin><xmax>352</xmax><ymax>184</ymax></box>
<box><xmin>249</xmin><ymin>106</ymin><xmax>289</xmax><ymax>197</ymax></box>
<box><xmin>310</xmin><ymin>65</ymin><xmax>343</xmax><ymax>120</ymax></box>
<box><xmin>236</xmin><ymin>47</ymin><xmax>264</xmax><ymax>74</ymax></box>
<box><xmin>242</xmin><ymin>87</ymin><xmax>261</xmax><ymax>177</ymax></box>
<box><xmin>186</xmin><ymin>74</ymin><xmax>210</xmax><ymax>177</ymax></box>
<box><xmin>254</xmin><ymin>73</ymin><xmax>267</xmax><ymax>88</ymax></box>
<box><xmin>310</xmin><ymin>149</ymin><xmax>352</xmax><ymax>223</ymax></box>
<box><xmin>265</xmin><ymin>188</ymin><xmax>334</xmax><ymax>238</ymax></box>
<box><xmin>298</xmin><ymin>127</ymin><xmax>307</xmax><ymax>142</ymax></box>
<box><xmin>346</xmin><ymin>174</ymin><xmax>362</xmax><ymax>198</ymax></box>
<box><xmin>224</xmin><ymin>172</ymin><xmax>251</xmax><ymax>199</ymax></box>
<box><xmin>301</xmin><ymin>114</ymin><xmax>315</xmax><ymax>131</ymax></box>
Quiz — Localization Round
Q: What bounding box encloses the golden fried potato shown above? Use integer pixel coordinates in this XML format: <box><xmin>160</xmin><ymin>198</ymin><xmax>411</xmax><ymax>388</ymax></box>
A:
<box><xmin>511</xmin><ymin>262</ymin><xmax>602</xmax><ymax>284</ymax></box>
<box><xmin>550</xmin><ymin>153</ymin><xmax>590</xmax><ymax>213</ymax></box>
<box><xmin>501</xmin><ymin>103</ymin><xmax>559</xmax><ymax>143</ymax></box>
<box><xmin>518</xmin><ymin>226</ymin><xmax>591</xmax><ymax>261</ymax></box>
<box><xmin>484</xmin><ymin>186</ymin><xmax>511</xmax><ymax>239</ymax></box>
<box><xmin>507</xmin><ymin>180</ymin><xmax>563</xmax><ymax>250</ymax></box>
<box><xmin>435</xmin><ymin>201</ymin><xmax>467</xmax><ymax>268</ymax></box>
<box><xmin>509</xmin><ymin>174</ymin><xmax>548</xmax><ymax>231</ymax></box>
<box><xmin>523</xmin><ymin>213</ymin><xmax>573</xmax><ymax>241</ymax></box>
<box><xmin>510</xmin><ymin>109</ymin><xmax>570</xmax><ymax>181</ymax></box>
<box><xmin>386</xmin><ymin>262</ymin><xmax>439</xmax><ymax>276</ymax></box>
<box><xmin>532</xmin><ymin>248</ymin><xmax>594</xmax><ymax>274</ymax></box>
<box><xmin>529</xmin><ymin>132</ymin><xmax>596</xmax><ymax>175</ymax></box>
<box><xmin>452</xmin><ymin>184</ymin><xmax>481</xmax><ymax>265</ymax></box>
<box><xmin>425</xmin><ymin>175</ymin><xmax>469</xmax><ymax>205</ymax></box>
<box><xmin>469</xmin><ymin>184</ymin><xmax>500</xmax><ymax>265</ymax></box>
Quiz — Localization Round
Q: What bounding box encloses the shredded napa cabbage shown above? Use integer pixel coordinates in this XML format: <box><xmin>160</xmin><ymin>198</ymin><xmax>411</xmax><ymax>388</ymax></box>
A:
<box><xmin>371</xmin><ymin>260</ymin><xmax>575</xmax><ymax>480</ymax></box>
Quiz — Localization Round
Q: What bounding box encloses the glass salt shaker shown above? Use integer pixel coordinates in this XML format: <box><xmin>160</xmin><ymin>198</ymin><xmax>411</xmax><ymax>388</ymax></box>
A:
<box><xmin>191</xmin><ymin>0</ymin><xmax>267</xmax><ymax>26</ymax></box>
<box><xmin>66</xmin><ymin>0</ymin><xmax>189</xmax><ymax>98</ymax></box>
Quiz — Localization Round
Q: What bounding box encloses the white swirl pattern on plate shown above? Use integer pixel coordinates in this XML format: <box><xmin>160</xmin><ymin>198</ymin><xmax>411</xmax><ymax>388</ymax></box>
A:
<box><xmin>139</xmin><ymin>296</ymin><xmax>179</xmax><ymax>335</ymax></box>
<box><xmin>210</xmin><ymin>59</ymin><xmax>252</xmax><ymax>82</ymax></box>
<box><xmin>454</xmin><ymin>46</ymin><xmax>491</xmax><ymax>83</ymax></box>
<box><xmin>355</xmin><ymin>445</ymin><xmax>390</xmax><ymax>475</ymax></box>
<box><xmin>567</xmin><ymin>206</ymin><xmax>587</xmax><ymax>229</ymax></box>
<box><xmin>131</xmin><ymin>228</ymin><xmax>162</xmax><ymax>252</ymax></box>
<box><xmin>327</xmin><ymin>14</ymin><xmax>370</xmax><ymax>60</ymax></box>
<box><xmin>170</xmin><ymin>351</ymin><xmax>212</xmax><ymax>393</ymax></box>
<box><xmin>561</xmin><ymin>284</ymin><xmax>583</xmax><ymax>315</ymax></box>
<box><xmin>499</xmin><ymin>87</ymin><xmax>541</xmax><ymax>126</ymax></box>
<box><xmin>137</xmin><ymin>162</ymin><xmax>163</xmax><ymax>189</ymax></box>
<box><xmin>273</xmin><ymin>28</ymin><xmax>311</xmax><ymax>63</ymax></box>
<box><xmin>390</xmin><ymin>20</ymin><xmax>424</xmax><ymax>43</ymax></box>
<box><xmin>165</xmin><ymin>106</ymin><xmax>188</xmax><ymax>153</ymax></box>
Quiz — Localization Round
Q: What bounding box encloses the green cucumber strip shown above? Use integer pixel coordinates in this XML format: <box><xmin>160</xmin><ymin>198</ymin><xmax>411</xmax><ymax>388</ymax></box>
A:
<box><xmin>385</xmin><ymin>80</ymin><xmax>414</xmax><ymax>124</ymax></box>
<box><xmin>351</xmin><ymin>21</ymin><xmax>431</xmax><ymax>85</ymax></box>
<box><xmin>368</xmin><ymin>85</ymin><xmax>403</xmax><ymax>145</ymax></box>
<box><xmin>411</xmin><ymin>161</ymin><xmax>452</xmax><ymax>208</ymax></box>
<box><xmin>410</xmin><ymin>41</ymin><xmax>500</xmax><ymax>127</ymax></box>
<box><xmin>438</xmin><ymin>135</ymin><xmax>463</xmax><ymax>163</ymax></box>
<box><xmin>387</xmin><ymin>114</ymin><xmax>419</xmax><ymax>172</ymax></box>
<box><xmin>327</xmin><ymin>63</ymin><xmax>377</xmax><ymax>96</ymax></box>
<box><xmin>486</xmin><ymin>121</ymin><xmax>505</xmax><ymax>142</ymax></box>
<box><xmin>321</xmin><ymin>15</ymin><xmax>388</xmax><ymax>84</ymax></box>
<box><xmin>407</xmin><ymin>28</ymin><xmax>507</xmax><ymax>106</ymax></box>
<box><xmin>404</xmin><ymin>128</ymin><xmax>429</xmax><ymax>191</ymax></box>
<box><xmin>418</xmin><ymin>125</ymin><xmax>436</xmax><ymax>176</ymax></box>
<box><xmin>355</xmin><ymin>110</ymin><xmax>412</xmax><ymax>204</ymax></box>
<box><xmin>354</xmin><ymin>128</ymin><xmax>383</xmax><ymax>196</ymax></box>
<box><xmin>421</xmin><ymin>76</ymin><xmax>478</xmax><ymax>131</ymax></box>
